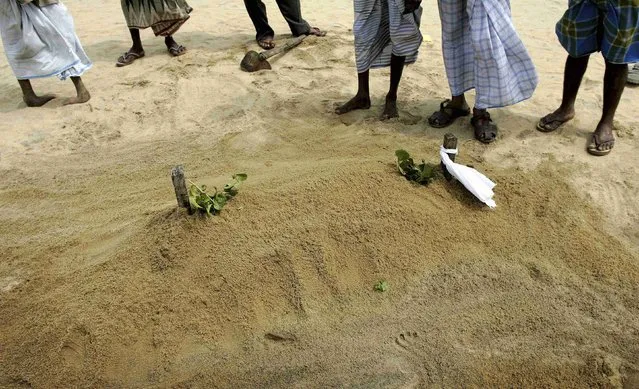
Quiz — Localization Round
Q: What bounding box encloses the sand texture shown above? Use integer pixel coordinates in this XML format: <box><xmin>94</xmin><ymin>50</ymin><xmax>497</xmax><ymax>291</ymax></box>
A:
<box><xmin>1</xmin><ymin>0</ymin><xmax>638</xmax><ymax>387</ymax></box>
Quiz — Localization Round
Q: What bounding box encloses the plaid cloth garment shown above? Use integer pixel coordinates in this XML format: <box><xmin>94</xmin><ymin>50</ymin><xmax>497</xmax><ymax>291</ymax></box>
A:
<box><xmin>353</xmin><ymin>0</ymin><xmax>423</xmax><ymax>73</ymax></box>
<box><xmin>557</xmin><ymin>0</ymin><xmax>639</xmax><ymax>64</ymax></box>
<box><xmin>437</xmin><ymin>0</ymin><xmax>538</xmax><ymax>109</ymax></box>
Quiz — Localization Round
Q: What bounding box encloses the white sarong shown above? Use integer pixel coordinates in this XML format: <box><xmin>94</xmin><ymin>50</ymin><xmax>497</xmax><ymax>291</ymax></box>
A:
<box><xmin>353</xmin><ymin>0</ymin><xmax>423</xmax><ymax>73</ymax></box>
<box><xmin>438</xmin><ymin>0</ymin><xmax>537</xmax><ymax>109</ymax></box>
<box><xmin>0</xmin><ymin>1</ymin><xmax>91</xmax><ymax>80</ymax></box>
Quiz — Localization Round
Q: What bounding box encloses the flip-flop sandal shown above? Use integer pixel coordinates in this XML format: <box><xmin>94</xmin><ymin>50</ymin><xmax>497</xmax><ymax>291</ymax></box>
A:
<box><xmin>587</xmin><ymin>133</ymin><xmax>615</xmax><ymax>156</ymax></box>
<box><xmin>169</xmin><ymin>44</ymin><xmax>187</xmax><ymax>57</ymax></box>
<box><xmin>116</xmin><ymin>51</ymin><xmax>145</xmax><ymax>67</ymax></box>
<box><xmin>427</xmin><ymin>99</ymin><xmax>471</xmax><ymax>128</ymax></box>
<box><xmin>471</xmin><ymin>111</ymin><xmax>498</xmax><ymax>144</ymax></box>
<box><xmin>257</xmin><ymin>39</ymin><xmax>275</xmax><ymax>50</ymax></box>
<box><xmin>536</xmin><ymin>115</ymin><xmax>573</xmax><ymax>133</ymax></box>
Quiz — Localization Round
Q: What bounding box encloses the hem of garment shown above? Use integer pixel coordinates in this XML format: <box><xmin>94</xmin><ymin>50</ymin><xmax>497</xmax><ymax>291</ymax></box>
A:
<box><xmin>448</xmin><ymin>86</ymin><xmax>535</xmax><ymax>110</ymax></box>
<box><xmin>14</xmin><ymin>60</ymin><xmax>91</xmax><ymax>81</ymax></box>
<box><xmin>561</xmin><ymin>46</ymin><xmax>638</xmax><ymax>65</ymax></box>
<box><xmin>126</xmin><ymin>8</ymin><xmax>192</xmax><ymax>36</ymax></box>
<box><xmin>357</xmin><ymin>56</ymin><xmax>418</xmax><ymax>73</ymax></box>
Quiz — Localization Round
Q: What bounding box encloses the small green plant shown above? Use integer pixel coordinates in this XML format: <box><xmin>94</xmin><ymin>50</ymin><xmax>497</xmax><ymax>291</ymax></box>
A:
<box><xmin>374</xmin><ymin>280</ymin><xmax>389</xmax><ymax>293</ymax></box>
<box><xmin>395</xmin><ymin>149</ymin><xmax>439</xmax><ymax>185</ymax></box>
<box><xmin>188</xmin><ymin>173</ymin><xmax>247</xmax><ymax>216</ymax></box>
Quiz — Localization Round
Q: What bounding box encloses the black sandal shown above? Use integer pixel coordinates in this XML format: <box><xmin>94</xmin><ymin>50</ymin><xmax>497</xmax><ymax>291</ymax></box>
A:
<box><xmin>428</xmin><ymin>99</ymin><xmax>471</xmax><ymax>128</ymax></box>
<box><xmin>471</xmin><ymin>110</ymin><xmax>498</xmax><ymax>144</ymax></box>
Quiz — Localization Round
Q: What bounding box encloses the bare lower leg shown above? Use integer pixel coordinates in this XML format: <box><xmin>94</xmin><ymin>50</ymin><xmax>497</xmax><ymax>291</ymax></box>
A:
<box><xmin>128</xmin><ymin>28</ymin><xmax>144</xmax><ymax>54</ymax></box>
<box><xmin>336</xmin><ymin>70</ymin><xmax>371</xmax><ymax>114</ymax></box>
<box><xmin>381</xmin><ymin>54</ymin><xmax>405</xmax><ymax>120</ymax></box>
<box><xmin>545</xmin><ymin>55</ymin><xmax>590</xmax><ymax>122</ymax></box>
<box><xmin>18</xmin><ymin>79</ymin><xmax>55</xmax><ymax>107</ymax></box>
<box><xmin>447</xmin><ymin>94</ymin><xmax>469</xmax><ymax>111</ymax></box>
<box><xmin>64</xmin><ymin>76</ymin><xmax>91</xmax><ymax>105</ymax></box>
<box><xmin>592</xmin><ymin>61</ymin><xmax>627</xmax><ymax>148</ymax></box>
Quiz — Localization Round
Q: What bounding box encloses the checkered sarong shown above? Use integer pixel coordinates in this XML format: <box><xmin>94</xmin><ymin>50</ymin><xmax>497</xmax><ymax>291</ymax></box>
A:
<box><xmin>353</xmin><ymin>0</ymin><xmax>423</xmax><ymax>73</ymax></box>
<box><xmin>557</xmin><ymin>0</ymin><xmax>639</xmax><ymax>64</ymax></box>
<box><xmin>437</xmin><ymin>0</ymin><xmax>538</xmax><ymax>109</ymax></box>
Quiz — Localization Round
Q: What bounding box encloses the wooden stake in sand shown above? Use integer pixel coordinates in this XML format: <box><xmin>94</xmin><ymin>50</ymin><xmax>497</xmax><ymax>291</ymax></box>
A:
<box><xmin>442</xmin><ymin>133</ymin><xmax>458</xmax><ymax>181</ymax></box>
<box><xmin>171</xmin><ymin>165</ymin><xmax>191</xmax><ymax>212</ymax></box>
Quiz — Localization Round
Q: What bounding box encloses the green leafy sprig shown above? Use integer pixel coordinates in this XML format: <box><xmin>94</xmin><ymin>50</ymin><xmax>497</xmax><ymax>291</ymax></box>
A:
<box><xmin>188</xmin><ymin>173</ymin><xmax>247</xmax><ymax>216</ymax></box>
<box><xmin>395</xmin><ymin>150</ymin><xmax>439</xmax><ymax>185</ymax></box>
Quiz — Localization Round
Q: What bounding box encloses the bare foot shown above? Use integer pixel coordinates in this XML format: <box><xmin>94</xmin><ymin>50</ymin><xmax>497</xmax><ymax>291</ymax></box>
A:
<box><xmin>257</xmin><ymin>36</ymin><xmax>275</xmax><ymax>50</ymax></box>
<box><xmin>63</xmin><ymin>89</ymin><xmax>91</xmax><ymax>105</ymax></box>
<box><xmin>335</xmin><ymin>94</ymin><xmax>371</xmax><ymax>115</ymax></box>
<box><xmin>307</xmin><ymin>27</ymin><xmax>326</xmax><ymax>37</ymax></box>
<box><xmin>64</xmin><ymin>77</ymin><xmax>91</xmax><ymax>105</ymax></box>
<box><xmin>23</xmin><ymin>94</ymin><xmax>56</xmax><ymax>107</ymax></box>
<box><xmin>381</xmin><ymin>96</ymin><xmax>399</xmax><ymax>120</ymax></box>
<box><xmin>537</xmin><ymin>106</ymin><xmax>575</xmax><ymax>132</ymax></box>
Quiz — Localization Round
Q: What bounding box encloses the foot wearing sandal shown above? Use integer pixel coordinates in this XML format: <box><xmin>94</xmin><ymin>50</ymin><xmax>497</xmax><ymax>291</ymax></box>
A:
<box><xmin>166</xmin><ymin>36</ymin><xmax>187</xmax><ymax>57</ymax></box>
<box><xmin>428</xmin><ymin>96</ymin><xmax>470</xmax><ymax>128</ymax></box>
<box><xmin>587</xmin><ymin>121</ymin><xmax>615</xmax><ymax>156</ymax></box>
<box><xmin>537</xmin><ymin>106</ymin><xmax>575</xmax><ymax>132</ymax></box>
<box><xmin>116</xmin><ymin>48</ymin><xmax>145</xmax><ymax>67</ymax></box>
<box><xmin>471</xmin><ymin>108</ymin><xmax>498</xmax><ymax>144</ymax></box>
<box><xmin>257</xmin><ymin>36</ymin><xmax>275</xmax><ymax>50</ymax></box>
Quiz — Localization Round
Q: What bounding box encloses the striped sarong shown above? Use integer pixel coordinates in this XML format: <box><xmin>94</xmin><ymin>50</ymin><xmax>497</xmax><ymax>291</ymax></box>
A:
<box><xmin>0</xmin><ymin>1</ymin><xmax>91</xmax><ymax>80</ymax></box>
<box><xmin>353</xmin><ymin>0</ymin><xmax>423</xmax><ymax>73</ymax></box>
<box><xmin>121</xmin><ymin>0</ymin><xmax>192</xmax><ymax>37</ymax></box>
<box><xmin>438</xmin><ymin>0</ymin><xmax>538</xmax><ymax>109</ymax></box>
<box><xmin>556</xmin><ymin>0</ymin><xmax>639</xmax><ymax>64</ymax></box>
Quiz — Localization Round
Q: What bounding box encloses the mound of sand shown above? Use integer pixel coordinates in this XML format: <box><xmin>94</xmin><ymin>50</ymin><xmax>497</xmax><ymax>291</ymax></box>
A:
<box><xmin>1</xmin><ymin>0</ymin><xmax>638</xmax><ymax>387</ymax></box>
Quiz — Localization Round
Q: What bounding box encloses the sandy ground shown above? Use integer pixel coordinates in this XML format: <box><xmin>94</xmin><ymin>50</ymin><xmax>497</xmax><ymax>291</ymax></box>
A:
<box><xmin>1</xmin><ymin>0</ymin><xmax>639</xmax><ymax>387</ymax></box>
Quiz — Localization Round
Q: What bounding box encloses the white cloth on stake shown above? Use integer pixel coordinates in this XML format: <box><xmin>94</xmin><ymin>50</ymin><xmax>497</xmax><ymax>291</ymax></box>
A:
<box><xmin>440</xmin><ymin>146</ymin><xmax>496</xmax><ymax>208</ymax></box>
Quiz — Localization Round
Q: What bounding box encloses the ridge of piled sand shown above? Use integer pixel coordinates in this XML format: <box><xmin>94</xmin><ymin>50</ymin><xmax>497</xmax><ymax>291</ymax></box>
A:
<box><xmin>1</xmin><ymin>0</ymin><xmax>638</xmax><ymax>387</ymax></box>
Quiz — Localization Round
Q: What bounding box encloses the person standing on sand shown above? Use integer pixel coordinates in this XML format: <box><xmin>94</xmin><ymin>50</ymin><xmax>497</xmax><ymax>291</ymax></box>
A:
<box><xmin>428</xmin><ymin>0</ymin><xmax>538</xmax><ymax>144</ymax></box>
<box><xmin>537</xmin><ymin>0</ymin><xmax>639</xmax><ymax>156</ymax></box>
<box><xmin>0</xmin><ymin>0</ymin><xmax>91</xmax><ymax>107</ymax></box>
<box><xmin>336</xmin><ymin>0</ymin><xmax>423</xmax><ymax>120</ymax></box>
<box><xmin>117</xmin><ymin>0</ymin><xmax>192</xmax><ymax>67</ymax></box>
<box><xmin>243</xmin><ymin>0</ymin><xmax>325</xmax><ymax>50</ymax></box>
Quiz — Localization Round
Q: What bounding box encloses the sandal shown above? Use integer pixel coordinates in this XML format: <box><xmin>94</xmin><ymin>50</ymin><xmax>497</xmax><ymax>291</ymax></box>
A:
<box><xmin>537</xmin><ymin>112</ymin><xmax>574</xmax><ymax>133</ymax></box>
<box><xmin>471</xmin><ymin>110</ymin><xmax>498</xmax><ymax>144</ymax></box>
<box><xmin>168</xmin><ymin>44</ymin><xmax>187</xmax><ymax>57</ymax></box>
<box><xmin>116</xmin><ymin>51</ymin><xmax>145</xmax><ymax>67</ymax></box>
<box><xmin>587</xmin><ymin>133</ymin><xmax>615</xmax><ymax>156</ymax></box>
<box><xmin>427</xmin><ymin>99</ymin><xmax>471</xmax><ymax>128</ymax></box>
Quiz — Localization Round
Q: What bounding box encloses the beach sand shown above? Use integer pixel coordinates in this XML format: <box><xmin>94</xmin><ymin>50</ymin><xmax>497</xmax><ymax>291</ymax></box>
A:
<box><xmin>1</xmin><ymin>0</ymin><xmax>638</xmax><ymax>387</ymax></box>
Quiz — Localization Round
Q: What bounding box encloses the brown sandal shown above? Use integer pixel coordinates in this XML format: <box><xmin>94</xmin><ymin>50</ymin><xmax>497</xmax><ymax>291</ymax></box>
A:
<box><xmin>471</xmin><ymin>110</ymin><xmax>498</xmax><ymax>144</ymax></box>
<box><xmin>427</xmin><ymin>100</ymin><xmax>471</xmax><ymax>128</ymax></box>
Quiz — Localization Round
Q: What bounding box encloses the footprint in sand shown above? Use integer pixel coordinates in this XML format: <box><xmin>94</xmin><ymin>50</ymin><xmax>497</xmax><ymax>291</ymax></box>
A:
<box><xmin>60</xmin><ymin>326</ymin><xmax>92</xmax><ymax>369</ymax></box>
<box><xmin>394</xmin><ymin>331</ymin><xmax>420</xmax><ymax>351</ymax></box>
